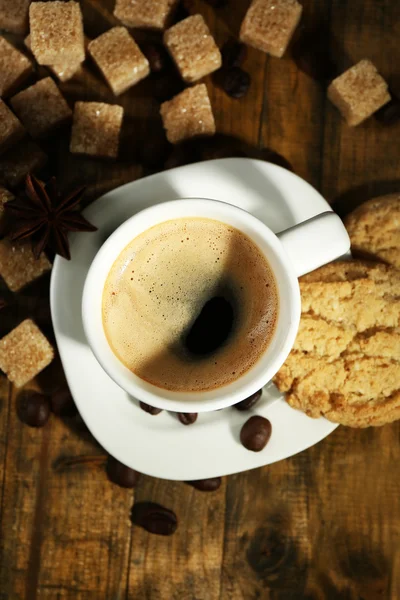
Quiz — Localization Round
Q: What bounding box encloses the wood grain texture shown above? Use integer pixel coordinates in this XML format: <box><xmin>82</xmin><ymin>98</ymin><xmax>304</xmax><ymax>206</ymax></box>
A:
<box><xmin>127</xmin><ymin>478</ymin><xmax>226</xmax><ymax>600</ymax></box>
<box><xmin>0</xmin><ymin>382</ymin><xmax>133</xmax><ymax>600</ymax></box>
<box><xmin>322</xmin><ymin>0</ymin><xmax>400</xmax><ymax>215</ymax></box>
<box><xmin>0</xmin><ymin>0</ymin><xmax>400</xmax><ymax>598</ymax></box>
<box><xmin>260</xmin><ymin>0</ymin><xmax>332</xmax><ymax>188</ymax></box>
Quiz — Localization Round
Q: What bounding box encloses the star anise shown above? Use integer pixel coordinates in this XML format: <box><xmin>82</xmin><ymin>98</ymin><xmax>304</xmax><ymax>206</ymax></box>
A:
<box><xmin>4</xmin><ymin>174</ymin><xmax>97</xmax><ymax>260</ymax></box>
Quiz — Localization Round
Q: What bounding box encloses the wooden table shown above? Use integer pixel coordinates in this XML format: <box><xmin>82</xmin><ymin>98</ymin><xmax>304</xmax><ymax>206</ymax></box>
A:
<box><xmin>1</xmin><ymin>1</ymin><xmax>400</xmax><ymax>598</ymax></box>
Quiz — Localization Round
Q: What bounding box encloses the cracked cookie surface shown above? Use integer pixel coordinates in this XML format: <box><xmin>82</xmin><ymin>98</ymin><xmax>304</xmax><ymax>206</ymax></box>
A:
<box><xmin>344</xmin><ymin>194</ymin><xmax>400</xmax><ymax>268</ymax></box>
<box><xmin>273</xmin><ymin>261</ymin><xmax>400</xmax><ymax>427</ymax></box>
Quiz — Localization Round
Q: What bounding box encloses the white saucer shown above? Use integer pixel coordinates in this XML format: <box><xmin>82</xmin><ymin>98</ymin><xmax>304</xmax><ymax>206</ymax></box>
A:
<box><xmin>50</xmin><ymin>158</ymin><xmax>337</xmax><ymax>481</ymax></box>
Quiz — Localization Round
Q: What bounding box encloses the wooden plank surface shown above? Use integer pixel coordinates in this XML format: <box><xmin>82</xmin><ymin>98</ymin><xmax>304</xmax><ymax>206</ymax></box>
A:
<box><xmin>1</xmin><ymin>0</ymin><xmax>400</xmax><ymax>598</ymax></box>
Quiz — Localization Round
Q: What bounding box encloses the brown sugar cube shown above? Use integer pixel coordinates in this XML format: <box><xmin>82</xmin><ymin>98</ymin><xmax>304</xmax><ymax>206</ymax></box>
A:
<box><xmin>0</xmin><ymin>100</ymin><xmax>25</xmax><ymax>156</ymax></box>
<box><xmin>0</xmin><ymin>239</ymin><xmax>51</xmax><ymax>292</ymax></box>
<box><xmin>0</xmin><ymin>319</ymin><xmax>54</xmax><ymax>388</ymax></box>
<box><xmin>48</xmin><ymin>61</ymin><xmax>84</xmax><ymax>85</ymax></box>
<box><xmin>24</xmin><ymin>34</ymin><xmax>85</xmax><ymax>84</ymax></box>
<box><xmin>47</xmin><ymin>35</ymin><xmax>89</xmax><ymax>83</ymax></box>
<box><xmin>0</xmin><ymin>139</ymin><xmax>47</xmax><ymax>188</ymax></box>
<box><xmin>240</xmin><ymin>0</ymin><xmax>302</xmax><ymax>58</ymax></box>
<box><xmin>328</xmin><ymin>59</ymin><xmax>391</xmax><ymax>126</ymax></box>
<box><xmin>0</xmin><ymin>37</ymin><xmax>33</xmax><ymax>97</ymax></box>
<box><xmin>29</xmin><ymin>1</ymin><xmax>85</xmax><ymax>66</ymax></box>
<box><xmin>160</xmin><ymin>83</ymin><xmax>216</xmax><ymax>144</ymax></box>
<box><xmin>114</xmin><ymin>0</ymin><xmax>179</xmax><ymax>30</ymax></box>
<box><xmin>70</xmin><ymin>102</ymin><xmax>124</xmax><ymax>159</ymax></box>
<box><xmin>10</xmin><ymin>78</ymin><xmax>72</xmax><ymax>139</ymax></box>
<box><xmin>164</xmin><ymin>15</ymin><xmax>222</xmax><ymax>83</ymax></box>
<box><xmin>0</xmin><ymin>0</ymin><xmax>31</xmax><ymax>35</ymax></box>
<box><xmin>89</xmin><ymin>27</ymin><xmax>150</xmax><ymax>96</ymax></box>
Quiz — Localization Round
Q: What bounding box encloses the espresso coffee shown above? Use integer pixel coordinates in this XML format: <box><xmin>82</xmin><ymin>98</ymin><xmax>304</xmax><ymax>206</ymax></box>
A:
<box><xmin>102</xmin><ymin>217</ymin><xmax>278</xmax><ymax>392</ymax></box>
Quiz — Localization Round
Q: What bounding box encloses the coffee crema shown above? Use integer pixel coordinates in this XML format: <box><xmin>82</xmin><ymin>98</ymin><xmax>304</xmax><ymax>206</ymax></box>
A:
<box><xmin>102</xmin><ymin>217</ymin><xmax>278</xmax><ymax>392</ymax></box>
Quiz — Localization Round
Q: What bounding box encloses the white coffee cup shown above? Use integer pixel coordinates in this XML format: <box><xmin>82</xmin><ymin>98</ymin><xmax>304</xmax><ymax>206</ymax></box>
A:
<box><xmin>82</xmin><ymin>198</ymin><xmax>350</xmax><ymax>413</ymax></box>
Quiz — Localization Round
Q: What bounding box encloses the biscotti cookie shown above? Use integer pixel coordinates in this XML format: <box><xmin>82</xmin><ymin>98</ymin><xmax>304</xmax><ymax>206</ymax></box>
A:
<box><xmin>274</xmin><ymin>261</ymin><xmax>400</xmax><ymax>427</ymax></box>
<box><xmin>344</xmin><ymin>194</ymin><xmax>400</xmax><ymax>269</ymax></box>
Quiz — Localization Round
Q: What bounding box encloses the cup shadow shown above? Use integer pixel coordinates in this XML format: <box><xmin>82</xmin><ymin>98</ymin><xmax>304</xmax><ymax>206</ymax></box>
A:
<box><xmin>215</xmin><ymin>158</ymin><xmax>296</xmax><ymax>229</ymax></box>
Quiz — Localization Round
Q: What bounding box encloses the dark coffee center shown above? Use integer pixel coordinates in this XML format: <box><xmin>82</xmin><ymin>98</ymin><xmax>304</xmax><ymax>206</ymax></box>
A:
<box><xmin>184</xmin><ymin>296</ymin><xmax>235</xmax><ymax>356</ymax></box>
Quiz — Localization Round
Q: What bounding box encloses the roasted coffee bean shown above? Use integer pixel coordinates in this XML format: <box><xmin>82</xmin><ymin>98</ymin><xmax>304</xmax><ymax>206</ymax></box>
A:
<box><xmin>131</xmin><ymin>502</ymin><xmax>178</xmax><ymax>536</ymax></box>
<box><xmin>186</xmin><ymin>477</ymin><xmax>222</xmax><ymax>491</ymax></box>
<box><xmin>141</xmin><ymin>43</ymin><xmax>167</xmax><ymax>73</ymax></box>
<box><xmin>51</xmin><ymin>387</ymin><xmax>77</xmax><ymax>417</ymax></box>
<box><xmin>221</xmin><ymin>67</ymin><xmax>251</xmax><ymax>99</ymax></box>
<box><xmin>106</xmin><ymin>456</ymin><xmax>140</xmax><ymax>488</ymax></box>
<box><xmin>221</xmin><ymin>41</ymin><xmax>247</xmax><ymax>69</ymax></box>
<box><xmin>240</xmin><ymin>416</ymin><xmax>272</xmax><ymax>452</ymax></box>
<box><xmin>375</xmin><ymin>97</ymin><xmax>400</xmax><ymax>124</ymax></box>
<box><xmin>16</xmin><ymin>391</ymin><xmax>51</xmax><ymax>428</ymax></box>
<box><xmin>139</xmin><ymin>402</ymin><xmax>163</xmax><ymax>415</ymax></box>
<box><xmin>234</xmin><ymin>389</ymin><xmax>262</xmax><ymax>411</ymax></box>
<box><xmin>178</xmin><ymin>412</ymin><xmax>198</xmax><ymax>425</ymax></box>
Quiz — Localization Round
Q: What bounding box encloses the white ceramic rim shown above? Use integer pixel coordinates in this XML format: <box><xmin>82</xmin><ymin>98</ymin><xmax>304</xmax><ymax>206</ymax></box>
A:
<box><xmin>82</xmin><ymin>198</ymin><xmax>301</xmax><ymax>413</ymax></box>
<box><xmin>51</xmin><ymin>158</ymin><xmax>340</xmax><ymax>480</ymax></box>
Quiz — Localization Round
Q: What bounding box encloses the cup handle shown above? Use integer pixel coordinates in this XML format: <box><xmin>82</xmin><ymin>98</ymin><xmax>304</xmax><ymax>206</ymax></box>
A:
<box><xmin>277</xmin><ymin>211</ymin><xmax>350</xmax><ymax>277</ymax></box>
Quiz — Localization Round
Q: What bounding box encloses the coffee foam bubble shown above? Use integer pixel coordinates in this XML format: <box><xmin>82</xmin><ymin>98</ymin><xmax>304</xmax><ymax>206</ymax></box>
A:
<box><xmin>102</xmin><ymin>218</ymin><xmax>278</xmax><ymax>392</ymax></box>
